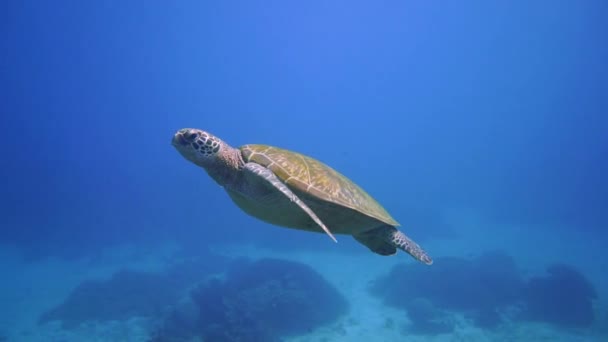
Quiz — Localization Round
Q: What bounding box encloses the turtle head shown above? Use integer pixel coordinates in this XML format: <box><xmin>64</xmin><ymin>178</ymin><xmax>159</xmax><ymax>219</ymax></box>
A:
<box><xmin>172</xmin><ymin>128</ymin><xmax>224</xmax><ymax>167</ymax></box>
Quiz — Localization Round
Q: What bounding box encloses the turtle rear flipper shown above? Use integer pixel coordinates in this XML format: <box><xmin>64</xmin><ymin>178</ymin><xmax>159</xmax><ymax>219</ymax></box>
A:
<box><xmin>355</xmin><ymin>226</ymin><xmax>433</xmax><ymax>265</ymax></box>
<box><xmin>353</xmin><ymin>232</ymin><xmax>397</xmax><ymax>256</ymax></box>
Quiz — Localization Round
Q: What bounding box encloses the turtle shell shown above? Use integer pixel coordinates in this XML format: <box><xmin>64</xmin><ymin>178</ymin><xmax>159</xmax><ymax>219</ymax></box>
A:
<box><xmin>240</xmin><ymin>144</ymin><xmax>399</xmax><ymax>227</ymax></box>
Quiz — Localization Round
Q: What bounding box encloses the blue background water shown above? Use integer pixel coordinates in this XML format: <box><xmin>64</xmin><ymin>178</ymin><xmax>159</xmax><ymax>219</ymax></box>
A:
<box><xmin>2</xmin><ymin>1</ymin><xmax>607</xmax><ymax>339</ymax></box>
<box><xmin>3</xmin><ymin>0</ymin><xmax>606</xmax><ymax>257</ymax></box>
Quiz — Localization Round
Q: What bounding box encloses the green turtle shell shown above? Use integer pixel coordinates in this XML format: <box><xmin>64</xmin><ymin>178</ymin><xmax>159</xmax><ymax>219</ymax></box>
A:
<box><xmin>240</xmin><ymin>144</ymin><xmax>399</xmax><ymax>227</ymax></box>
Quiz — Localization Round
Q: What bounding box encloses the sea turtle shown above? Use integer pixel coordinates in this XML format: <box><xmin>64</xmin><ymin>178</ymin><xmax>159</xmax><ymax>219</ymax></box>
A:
<box><xmin>172</xmin><ymin>128</ymin><xmax>433</xmax><ymax>265</ymax></box>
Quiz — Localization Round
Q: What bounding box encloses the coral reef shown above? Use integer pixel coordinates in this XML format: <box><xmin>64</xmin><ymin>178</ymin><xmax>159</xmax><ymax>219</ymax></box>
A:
<box><xmin>370</xmin><ymin>251</ymin><xmax>600</xmax><ymax>332</ymax></box>
<box><xmin>39</xmin><ymin>269</ymin><xmax>178</xmax><ymax>328</ymax></box>
<box><xmin>147</xmin><ymin>297</ymin><xmax>202</xmax><ymax>342</ymax></box>
<box><xmin>157</xmin><ymin>258</ymin><xmax>349</xmax><ymax>341</ymax></box>
<box><xmin>38</xmin><ymin>253</ymin><xmax>228</xmax><ymax>328</ymax></box>
<box><xmin>370</xmin><ymin>251</ymin><xmax>524</xmax><ymax>330</ymax></box>
<box><xmin>521</xmin><ymin>263</ymin><xmax>597</xmax><ymax>328</ymax></box>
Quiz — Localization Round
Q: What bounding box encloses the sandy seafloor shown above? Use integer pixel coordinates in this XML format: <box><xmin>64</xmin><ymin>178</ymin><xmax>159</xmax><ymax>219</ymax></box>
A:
<box><xmin>2</xmin><ymin>213</ymin><xmax>607</xmax><ymax>342</ymax></box>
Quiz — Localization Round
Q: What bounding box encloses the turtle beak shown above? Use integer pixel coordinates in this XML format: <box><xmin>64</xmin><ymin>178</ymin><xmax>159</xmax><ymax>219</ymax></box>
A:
<box><xmin>172</xmin><ymin>129</ymin><xmax>198</xmax><ymax>147</ymax></box>
<box><xmin>172</xmin><ymin>132</ymin><xmax>188</xmax><ymax>147</ymax></box>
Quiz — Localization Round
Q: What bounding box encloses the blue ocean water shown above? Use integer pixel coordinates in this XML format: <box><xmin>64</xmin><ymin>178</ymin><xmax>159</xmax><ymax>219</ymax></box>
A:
<box><xmin>2</xmin><ymin>1</ymin><xmax>607</xmax><ymax>341</ymax></box>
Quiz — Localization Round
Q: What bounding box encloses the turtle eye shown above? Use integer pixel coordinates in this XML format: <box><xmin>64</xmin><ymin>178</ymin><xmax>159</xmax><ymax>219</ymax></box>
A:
<box><xmin>185</xmin><ymin>131</ymin><xmax>198</xmax><ymax>140</ymax></box>
<box><xmin>176</xmin><ymin>134</ymin><xmax>188</xmax><ymax>146</ymax></box>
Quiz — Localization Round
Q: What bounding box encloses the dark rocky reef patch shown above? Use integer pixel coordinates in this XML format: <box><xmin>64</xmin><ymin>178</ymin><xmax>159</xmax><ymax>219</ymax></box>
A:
<box><xmin>370</xmin><ymin>251</ymin><xmax>523</xmax><ymax>333</ymax></box>
<box><xmin>521</xmin><ymin>263</ymin><xmax>597</xmax><ymax>328</ymax></box>
<box><xmin>151</xmin><ymin>258</ymin><xmax>349</xmax><ymax>342</ymax></box>
<box><xmin>370</xmin><ymin>251</ymin><xmax>599</xmax><ymax>333</ymax></box>
<box><xmin>38</xmin><ymin>253</ymin><xmax>229</xmax><ymax>328</ymax></box>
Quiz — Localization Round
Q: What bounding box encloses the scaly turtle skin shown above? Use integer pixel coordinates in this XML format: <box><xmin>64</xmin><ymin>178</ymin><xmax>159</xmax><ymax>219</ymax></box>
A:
<box><xmin>172</xmin><ymin>128</ymin><xmax>432</xmax><ymax>265</ymax></box>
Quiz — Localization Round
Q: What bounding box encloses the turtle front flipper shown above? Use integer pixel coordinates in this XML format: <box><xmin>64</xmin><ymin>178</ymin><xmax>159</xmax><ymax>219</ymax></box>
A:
<box><xmin>355</xmin><ymin>225</ymin><xmax>433</xmax><ymax>265</ymax></box>
<box><xmin>243</xmin><ymin>163</ymin><xmax>338</xmax><ymax>243</ymax></box>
